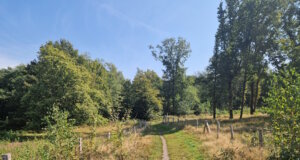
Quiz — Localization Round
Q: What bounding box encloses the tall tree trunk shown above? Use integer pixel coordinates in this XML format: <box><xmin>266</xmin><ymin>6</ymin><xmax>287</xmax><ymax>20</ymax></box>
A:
<box><xmin>251</xmin><ymin>78</ymin><xmax>260</xmax><ymax>114</ymax></box>
<box><xmin>213</xmin><ymin>71</ymin><xmax>217</xmax><ymax>119</ymax></box>
<box><xmin>172</xmin><ymin>95</ymin><xmax>175</xmax><ymax>115</ymax></box>
<box><xmin>249</xmin><ymin>81</ymin><xmax>255</xmax><ymax>115</ymax></box>
<box><xmin>212</xmin><ymin>85</ymin><xmax>216</xmax><ymax>119</ymax></box>
<box><xmin>228</xmin><ymin>79</ymin><xmax>233</xmax><ymax>119</ymax></box>
<box><xmin>172</xmin><ymin>76</ymin><xmax>176</xmax><ymax>115</ymax></box>
<box><xmin>239</xmin><ymin>71</ymin><xmax>247</xmax><ymax>119</ymax></box>
<box><xmin>213</xmin><ymin>102</ymin><xmax>216</xmax><ymax>119</ymax></box>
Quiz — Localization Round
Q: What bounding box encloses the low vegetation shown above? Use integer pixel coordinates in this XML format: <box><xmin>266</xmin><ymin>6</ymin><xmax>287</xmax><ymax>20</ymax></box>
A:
<box><xmin>183</xmin><ymin>114</ymin><xmax>272</xmax><ymax>160</ymax></box>
<box><xmin>0</xmin><ymin>112</ymin><xmax>281</xmax><ymax>160</ymax></box>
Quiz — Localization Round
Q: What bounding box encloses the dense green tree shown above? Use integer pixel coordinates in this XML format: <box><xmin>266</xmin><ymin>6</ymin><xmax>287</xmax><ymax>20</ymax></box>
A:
<box><xmin>150</xmin><ymin>37</ymin><xmax>191</xmax><ymax>115</ymax></box>
<box><xmin>207</xmin><ymin>1</ymin><xmax>226</xmax><ymax>119</ymax></box>
<box><xmin>83</xmin><ymin>58</ymin><xmax>111</xmax><ymax>118</ymax></box>
<box><xmin>0</xmin><ymin>39</ymin><xmax>136</xmax><ymax>129</ymax></box>
<box><xmin>208</xmin><ymin>0</ymin><xmax>285</xmax><ymax>119</ymax></box>
<box><xmin>238</xmin><ymin>0</ymin><xmax>278</xmax><ymax>118</ymax></box>
<box><xmin>119</xmin><ymin>80</ymin><xmax>133</xmax><ymax>120</ymax></box>
<box><xmin>194</xmin><ymin>72</ymin><xmax>211</xmax><ymax>105</ymax></box>
<box><xmin>0</xmin><ymin>65</ymin><xmax>37</xmax><ymax>128</ymax></box>
<box><xmin>22</xmin><ymin>41</ymin><xmax>105</xmax><ymax>129</ymax></box>
<box><xmin>210</xmin><ymin>0</ymin><xmax>241</xmax><ymax>119</ymax></box>
<box><xmin>105</xmin><ymin>63</ymin><xmax>125</xmax><ymax>120</ymax></box>
<box><xmin>131</xmin><ymin>69</ymin><xmax>162</xmax><ymax>120</ymax></box>
<box><xmin>179</xmin><ymin>85</ymin><xmax>200</xmax><ymax>115</ymax></box>
<box><xmin>280</xmin><ymin>0</ymin><xmax>300</xmax><ymax>72</ymax></box>
<box><xmin>265</xmin><ymin>68</ymin><xmax>300</xmax><ymax>158</ymax></box>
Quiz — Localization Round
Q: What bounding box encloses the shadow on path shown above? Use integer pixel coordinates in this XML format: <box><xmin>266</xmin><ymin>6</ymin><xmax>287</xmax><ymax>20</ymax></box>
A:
<box><xmin>143</xmin><ymin>123</ymin><xmax>184</xmax><ymax>136</ymax></box>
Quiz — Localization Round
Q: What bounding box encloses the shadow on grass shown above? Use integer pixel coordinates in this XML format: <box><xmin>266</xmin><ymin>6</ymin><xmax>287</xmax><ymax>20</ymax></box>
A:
<box><xmin>0</xmin><ymin>131</ymin><xmax>45</xmax><ymax>142</ymax></box>
<box><xmin>143</xmin><ymin>115</ymin><xmax>270</xmax><ymax>136</ymax></box>
<box><xmin>143</xmin><ymin>123</ymin><xmax>185</xmax><ymax>136</ymax></box>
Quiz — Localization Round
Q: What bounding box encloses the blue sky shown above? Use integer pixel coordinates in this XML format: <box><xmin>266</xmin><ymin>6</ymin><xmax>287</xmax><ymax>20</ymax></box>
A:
<box><xmin>0</xmin><ymin>0</ymin><xmax>220</xmax><ymax>79</ymax></box>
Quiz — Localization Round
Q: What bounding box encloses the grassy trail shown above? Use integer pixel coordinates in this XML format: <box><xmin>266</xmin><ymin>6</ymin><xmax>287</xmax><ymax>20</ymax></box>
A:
<box><xmin>165</xmin><ymin>130</ymin><xmax>204</xmax><ymax>160</ymax></box>
<box><xmin>145</xmin><ymin>123</ymin><xmax>205</xmax><ymax>160</ymax></box>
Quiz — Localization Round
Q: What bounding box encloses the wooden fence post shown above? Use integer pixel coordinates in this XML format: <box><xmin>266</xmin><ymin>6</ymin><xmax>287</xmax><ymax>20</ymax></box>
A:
<box><xmin>203</xmin><ymin>120</ymin><xmax>211</xmax><ymax>133</ymax></box>
<box><xmin>196</xmin><ymin>119</ymin><xmax>199</xmax><ymax>129</ymax></box>
<box><xmin>177</xmin><ymin>117</ymin><xmax>179</xmax><ymax>124</ymax></box>
<box><xmin>217</xmin><ymin>120</ymin><xmax>220</xmax><ymax>139</ymax></box>
<box><xmin>1</xmin><ymin>153</ymin><xmax>11</xmax><ymax>160</ymax></box>
<box><xmin>230</xmin><ymin>125</ymin><xmax>234</xmax><ymax>140</ymax></box>
<box><xmin>79</xmin><ymin>137</ymin><xmax>82</xmax><ymax>154</ymax></box>
<box><xmin>206</xmin><ymin>121</ymin><xmax>211</xmax><ymax>133</ymax></box>
<box><xmin>173</xmin><ymin>117</ymin><xmax>175</xmax><ymax>123</ymax></box>
<box><xmin>203</xmin><ymin>120</ymin><xmax>207</xmax><ymax>133</ymax></box>
<box><xmin>108</xmin><ymin>132</ymin><xmax>111</xmax><ymax>139</ymax></box>
<box><xmin>259</xmin><ymin>129</ymin><xmax>264</xmax><ymax>147</ymax></box>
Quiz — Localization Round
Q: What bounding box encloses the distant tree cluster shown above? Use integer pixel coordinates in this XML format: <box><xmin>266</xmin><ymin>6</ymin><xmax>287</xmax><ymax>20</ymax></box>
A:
<box><xmin>204</xmin><ymin>1</ymin><xmax>299</xmax><ymax>157</ymax></box>
<box><xmin>0</xmin><ymin>37</ymin><xmax>195</xmax><ymax>130</ymax></box>
<box><xmin>0</xmin><ymin>40</ymin><xmax>122</xmax><ymax>129</ymax></box>
<box><xmin>206</xmin><ymin>0</ymin><xmax>300</xmax><ymax>119</ymax></box>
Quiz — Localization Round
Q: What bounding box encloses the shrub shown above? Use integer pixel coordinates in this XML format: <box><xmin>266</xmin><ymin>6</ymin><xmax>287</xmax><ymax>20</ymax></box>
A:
<box><xmin>213</xmin><ymin>147</ymin><xmax>237</xmax><ymax>160</ymax></box>
<box><xmin>45</xmin><ymin>107</ymin><xmax>78</xmax><ymax>159</ymax></box>
<box><xmin>0</xmin><ymin>130</ymin><xmax>18</xmax><ymax>141</ymax></box>
<box><xmin>265</xmin><ymin>69</ymin><xmax>300</xmax><ymax>159</ymax></box>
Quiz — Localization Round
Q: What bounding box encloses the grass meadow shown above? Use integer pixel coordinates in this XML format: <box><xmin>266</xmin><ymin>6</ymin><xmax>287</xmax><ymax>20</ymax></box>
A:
<box><xmin>0</xmin><ymin>111</ymin><xmax>273</xmax><ymax>160</ymax></box>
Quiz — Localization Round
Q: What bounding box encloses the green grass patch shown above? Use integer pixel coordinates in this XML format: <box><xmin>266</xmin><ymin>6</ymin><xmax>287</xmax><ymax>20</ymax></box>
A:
<box><xmin>165</xmin><ymin>130</ymin><xmax>204</xmax><ymax>160</ymax></box>
<box><xmin>149</xmin><ymin>135</ymin><xmax>163</xmax><ymax>160</ymax></box>
<box><xmin>144</xmin><ymin>123</ymin><xmax>205</xmax><ymax>160</ymax></box>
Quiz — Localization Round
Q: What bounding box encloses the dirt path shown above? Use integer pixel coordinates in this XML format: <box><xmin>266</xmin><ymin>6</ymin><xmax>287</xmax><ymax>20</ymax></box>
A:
<box><xmin>160</xmin><ymin>135</ymin><xmax>169</xmax><ymax>160</ymax></box>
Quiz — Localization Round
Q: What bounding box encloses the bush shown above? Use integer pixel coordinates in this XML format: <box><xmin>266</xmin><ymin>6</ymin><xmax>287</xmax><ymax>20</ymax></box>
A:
<box><xmin>194</xmin><ymin>101</ymin><xmax>211</xmax><ymax>115</ymax></box>
<box><xmin>213</xmin><ymin>147</ymin><xmax>237</xmax><ymax>160</ymax></box>
<box><xmin>0</xmin><ymin>130</ymin><xmax>18</xmax><ymax>141</ymax></box>
<box><xmin>45</xmin><ymin>107</ymin><xmax>78</xmax><ymax>159</ymax></box>
<box><xmin>265</xmin><ymin>69</ymin><xmax>300</xmax><ymax>159</ymax></box>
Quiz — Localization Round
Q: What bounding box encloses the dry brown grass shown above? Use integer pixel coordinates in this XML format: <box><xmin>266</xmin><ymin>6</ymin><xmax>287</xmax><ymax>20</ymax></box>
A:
<box><xmin>1</xmin><ymin>114</ymin><xmax>273</xmax><ymax>159</ymax></box>
<box><xmin>182</xmin><ymin>113</ymin><xmax>272</xmax><ymax>160</ymax></box>
<box><xmin>81</xmin><ymin>132</ymin><xmax>157</xmax><ymax>159</ymax></box>
<box><xmin>74</xmin><ymin>120</ymin><xmax>137</xmax><ymax>138</ymax></box>
<box><xmin>75</xmin><ymin>121</ymin><xmax>159</xmax><ymax>159</ymax></box>
<box><xmin>0</xmin><ymin>120</ymin><xmax>156</xmax><ymax>160</ymax></box>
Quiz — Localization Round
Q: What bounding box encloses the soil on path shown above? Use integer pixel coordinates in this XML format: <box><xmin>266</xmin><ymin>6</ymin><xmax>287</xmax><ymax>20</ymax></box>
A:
<box><xmin>160</xmin><ymin>135</ymin><xmax>169</xmax><ymax>160</ymax></box>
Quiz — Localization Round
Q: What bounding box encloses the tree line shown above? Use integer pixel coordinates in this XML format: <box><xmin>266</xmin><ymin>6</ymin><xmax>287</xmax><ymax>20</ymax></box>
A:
<box><xmin>0</xmin><ymin>37</ymin><xmax>195</xmax><ymax>130</ymax></box>
<box><xmin>207</xmin><ymin>0</ymin><xmax>299</xmax><ymax>119</ymax></box>
<box><xmin>0</xmin><ymin>0</ymin><xmax>299</xmax><ymax>131</ymax></box>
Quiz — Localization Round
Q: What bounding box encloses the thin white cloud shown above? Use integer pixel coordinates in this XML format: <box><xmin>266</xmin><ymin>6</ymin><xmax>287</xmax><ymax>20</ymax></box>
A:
<box><xmin>94</xmin><ymin>2</ymin><xmax>168</xmax><ymax>36</ymax></box>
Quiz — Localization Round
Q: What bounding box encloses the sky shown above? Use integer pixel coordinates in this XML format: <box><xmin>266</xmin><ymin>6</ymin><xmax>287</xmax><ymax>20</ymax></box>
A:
<box><xmin>0</xmin><ymin>0</ymin><xmax>220</xmax><ymax>80</ymax></box>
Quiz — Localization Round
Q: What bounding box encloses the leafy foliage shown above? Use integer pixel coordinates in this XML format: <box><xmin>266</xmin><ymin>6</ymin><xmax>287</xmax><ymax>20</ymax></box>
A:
<box><xmin>178</xmin><ymin>85</ymin><xmax>200</xmax><ymax>115</ymax></box>
<box><xmin>22</xmin><ymin>41</ymin><xmax>102</xmax><ymax>129</ymax></box>
<box><xmin>45</xmin><ymin>107</ymin><xmax>78</xmax><ymax>159</ymax></box>
<box><xmin>0</xmin><ymin>65</ymin><xmax>37</xmax><ymax>129</ymax></box>
<box><xmin>150</xmin><ymin>37</ymin><xmax>191</xmax><ymax>115</ymax></box>
<box><xmin>131</xmin><ymin>69</ymin><xmax>162</xmax><ymax>120</ymax></box>
<box><xmin>265</xmin><ymin>68</ymin><xmax>300</xmax><ymax>159</ymax></box>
